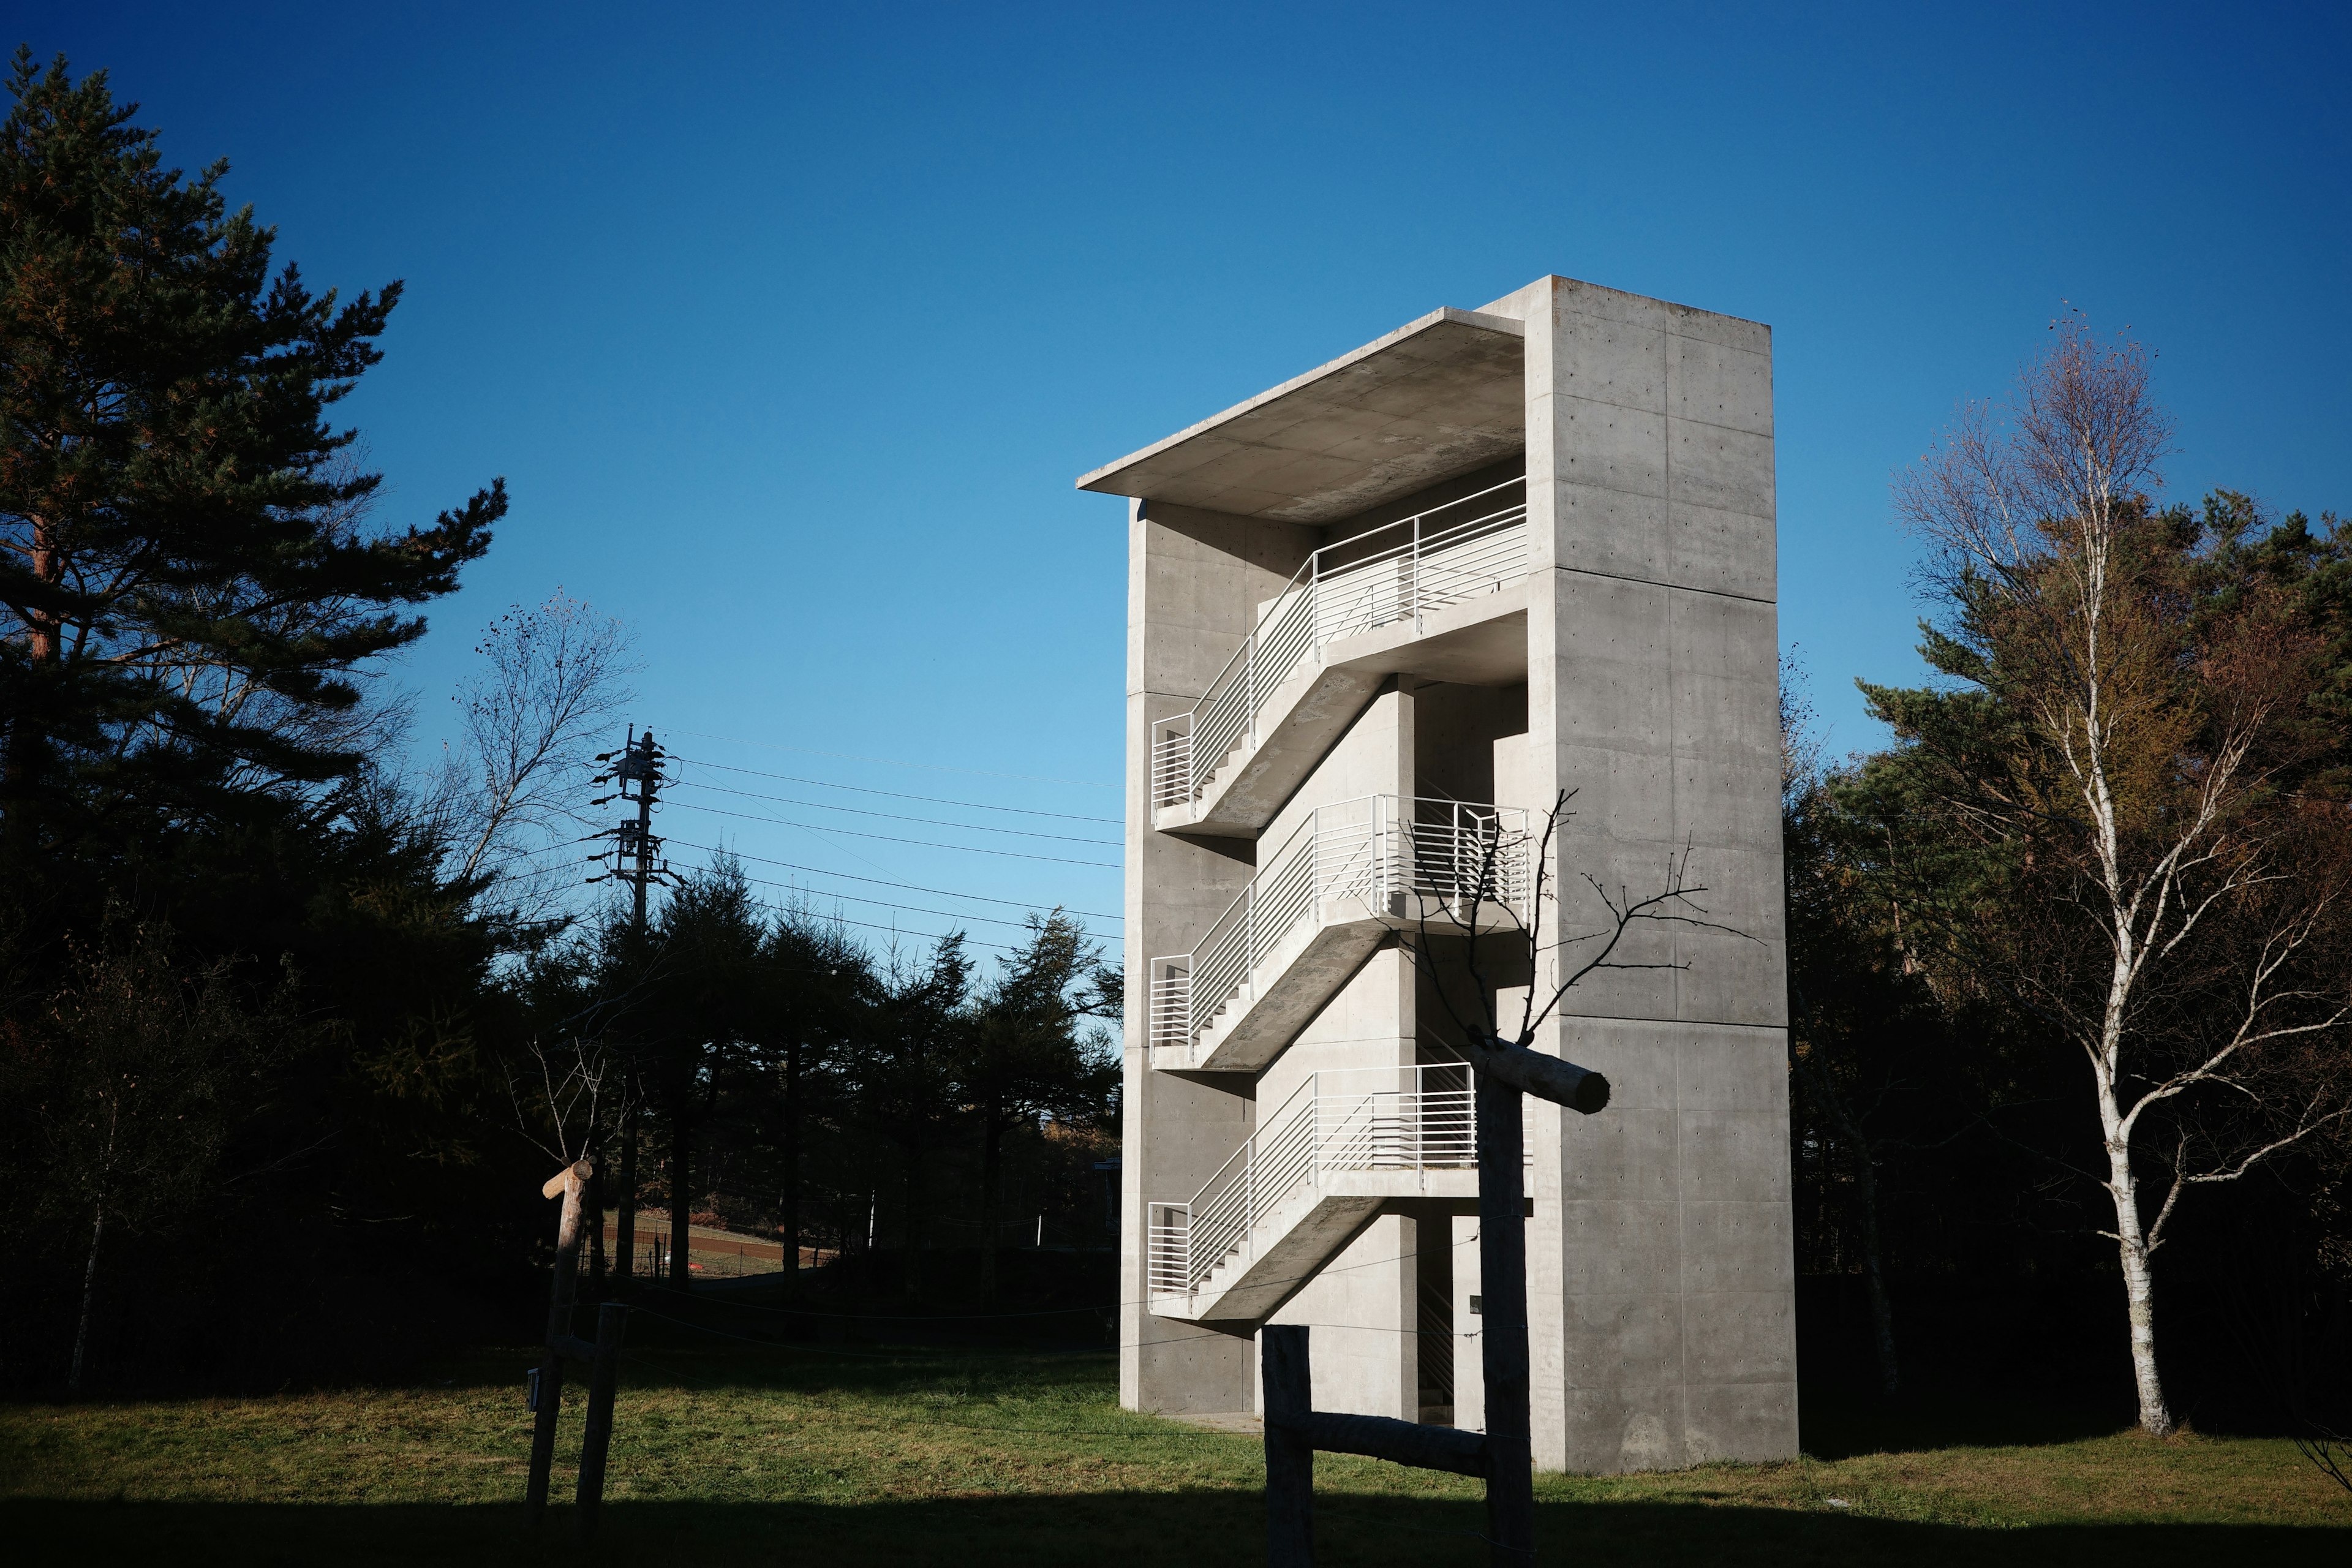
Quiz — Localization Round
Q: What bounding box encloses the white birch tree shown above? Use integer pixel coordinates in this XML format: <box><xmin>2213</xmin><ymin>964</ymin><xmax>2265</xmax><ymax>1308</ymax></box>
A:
<box><xmin>1890</xmin><ymin>317</ymin><xmax>2352</xmax><ymax>1434</ymax></box>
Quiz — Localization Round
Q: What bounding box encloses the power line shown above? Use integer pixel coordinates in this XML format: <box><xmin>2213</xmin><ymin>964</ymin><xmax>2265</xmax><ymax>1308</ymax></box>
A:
<box><xmin>666</xmin><ymin>843</ymin><xmax>1121</xmax><ymax>922</ymax></box>
<box><xmin>664</xmin><ymin>727</ymin><xmax>1119</xmax><ymax>790</ymax></box>
<box><xmin>745</xmin><ymin>895</ymin><xmax>1026</xmax><ymax>954</ymax></box>
<box><xmin>672</xmin><ymin>755</ymin><xmax>1121</xmax><ymax>825</ymax></box>
<box><xmin>669</xmin><ymin>801</ymin><xmax>1121</xmax><ymax>869</ymax></box>
<box><xmin>744</xmin><ymin>874</ymin><xmax>1118</xmax><ymax>939</ymax></box>
<box><xmin>671</xmin><ymin>778</ymin><xmax>1120</xmax><ymax>847</ymax></box>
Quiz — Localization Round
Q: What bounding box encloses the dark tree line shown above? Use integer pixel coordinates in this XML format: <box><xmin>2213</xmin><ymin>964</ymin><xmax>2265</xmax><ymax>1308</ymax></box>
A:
<box><xmin>526</xmin><ymin>861</ymin><xmax>1121</xmax><ymax>1307</ymax></box>
<box><xmin>1787</xmin><ymin>322</ymin><xmax>2352</xmax><ymax>1443</ymax></box>
<box><xmin>0</xmin><ymin>53</ymin><xmax>1118</xmax><ymax>1395</ymax></box>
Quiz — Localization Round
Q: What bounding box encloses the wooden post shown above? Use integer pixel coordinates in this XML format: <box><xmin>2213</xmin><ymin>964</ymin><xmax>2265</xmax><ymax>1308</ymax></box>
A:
<box><xmin>1476</xmin><ymin>1074</ymin><xmax>1536</xmax><ymax>1566</ymax></box>
<box><xmin>1262</xmin><ymin>1324</ymin><xmax>1316</xmax><ymax>1567</ymax></box>
<box><xmin>1251</xmin><ymin>1038</ymin><xmax>1605</xmax><ymax>1568</ymax></box>
<box><xmin>526</xmin><ymin>1158</ymin><xmax>592</xmax><ymax>1525</ymax></box>
<box><xmin>573</xmin><ymin>1301</ymin><xmax>630</xmax><ymax>1534</ymax></box>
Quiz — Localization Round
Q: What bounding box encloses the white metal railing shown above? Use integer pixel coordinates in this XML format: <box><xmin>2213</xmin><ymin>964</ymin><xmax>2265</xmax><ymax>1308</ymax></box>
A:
<box><xmin>1149</xmin><ymin>796</ymin><xmax>1528</xmax><ymax>1053</ymax></box>
<box><xmin>1148</xmin><ymin>1062</ymin><xmax>1521</xmax><ymax>1298</ymax></box>
<box><xmin>1150</xmin><ymin>477</ymin><xmax>1530</xmax><ymax>810</ymax></box>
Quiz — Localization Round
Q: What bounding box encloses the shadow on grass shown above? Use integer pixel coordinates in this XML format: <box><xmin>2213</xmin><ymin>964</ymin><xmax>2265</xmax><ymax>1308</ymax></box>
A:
<box><xmin>7</xmin><ymin>1491</ymin><xmax>2347</xmax><ymax>1568</ymax></box>
<box><xmin>1800</xmin><ymin>1382</ymin><xmax>2135</xmax><ymax>1460</ymax></box>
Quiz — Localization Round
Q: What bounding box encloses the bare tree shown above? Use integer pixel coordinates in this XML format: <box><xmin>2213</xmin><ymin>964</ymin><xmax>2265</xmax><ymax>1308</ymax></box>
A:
<box><xmin>38</xmin><ymin>916</ymin><xmax>293</xmax><ymax>1393</ymax></box>
<box><xmin>1890</xmin><ymin>316</ymin><xmax>2352</xmax><ymax>1434</ymax></box>
<box><xmin>1409</xmin><ymin>790</ymin><xmax>1751</xmax><ymax>1067</ymax></box>
<box><xmin>435</xmin><ymin>591</ymin><xmax>638</xmax><ymax>924</ymax></box>
<box><xmin>505</xmin><ymin>1028</ymin><xmax>622</xmax><ymax>1169</ymax></box>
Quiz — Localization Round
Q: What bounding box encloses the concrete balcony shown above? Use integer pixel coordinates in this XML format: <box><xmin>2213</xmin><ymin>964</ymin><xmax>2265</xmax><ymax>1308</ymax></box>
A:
<box><xmin>1147</xmin><ymin>1063</ymin><xmax>1510</xmax><ymax>1325</ymax></box>
<box><xmin>1150</xmin><ymin>481</ymin><xmax>1531</xmax><ymax>839</ymax></box>
<box><xmin>1148</xmin><ymin>796</ymin><xmax>1528</xmax><ymax>1074</ymax></box>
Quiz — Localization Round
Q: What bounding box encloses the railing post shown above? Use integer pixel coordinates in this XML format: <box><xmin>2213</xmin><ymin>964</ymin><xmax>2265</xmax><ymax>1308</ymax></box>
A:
<box><xmin>1309</xmin><ymin>1079</ymin><xmax>1321</xmax><ymax>1186</ymax></box>
<box><xmin>1411</xmin><ymin>512</ymin><xmax>1425</xmax><ymax>633</ymax></box>
<box><xmin>1245</xmin><ymin>1145</ymin><xmax>1256</xmax><ymax>1248</ymax></box>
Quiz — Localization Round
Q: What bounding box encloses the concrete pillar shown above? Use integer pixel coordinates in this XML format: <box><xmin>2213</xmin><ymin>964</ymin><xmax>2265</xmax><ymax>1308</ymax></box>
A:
<box><xmin>1122</xmin><ymin>497</ymin><xmax>1314</xmax><ymax>1415</ymax></box>
<box><xmin>1485</xmin><ymin>276</ymin><xmax>1796</xmax><ymax>1470</ymax></box>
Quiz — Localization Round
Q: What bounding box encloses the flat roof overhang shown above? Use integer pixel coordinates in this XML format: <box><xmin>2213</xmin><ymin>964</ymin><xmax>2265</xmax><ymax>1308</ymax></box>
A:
<box><xmin>1075</xmin><ymin>307</ymin><xmax>1525</xmax><ymax>526</ymax></box>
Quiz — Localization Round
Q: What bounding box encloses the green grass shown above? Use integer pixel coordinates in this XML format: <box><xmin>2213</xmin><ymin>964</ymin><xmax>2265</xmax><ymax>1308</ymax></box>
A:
<box><xmin>4</xmin><ymin>1333</ymin><xmax>2348</xmax><ymax>1566</ymax></box>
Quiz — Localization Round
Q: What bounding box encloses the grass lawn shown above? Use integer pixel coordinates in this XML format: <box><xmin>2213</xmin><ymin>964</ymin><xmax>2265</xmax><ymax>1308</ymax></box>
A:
<box><xmin>4</xmin><ymin>1319</ymin><xmax>2348</xmax><ymax>1566</ymax></box>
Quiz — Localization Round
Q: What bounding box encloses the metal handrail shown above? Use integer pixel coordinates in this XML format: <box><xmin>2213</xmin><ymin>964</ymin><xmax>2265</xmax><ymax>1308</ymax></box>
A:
<box><xmin>1150</xmin><ymin>477</ymin><xmax>1530</xmax><ymax>809</ymax></box>
<box><xmin>1147</xmin><ymin>1062</ymin><xmax>1514</xmax><ymax>1298</ymax></box>
<box><xmin>1147</xmin><ymin>795</ymin><xmax>1528</xmax><ymax>1052</ymax></box>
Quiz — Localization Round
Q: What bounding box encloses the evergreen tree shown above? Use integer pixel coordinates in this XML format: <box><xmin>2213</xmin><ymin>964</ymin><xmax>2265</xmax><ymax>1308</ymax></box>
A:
<box><xmin>0</xmin><ymin>50</ymin><xmax>498</xmax><ymax>861</ymax></box>
<box><xmin>966</xmin><ymin>912</ymin><xmax>1116</xmax><ymax>1299</ymax></box>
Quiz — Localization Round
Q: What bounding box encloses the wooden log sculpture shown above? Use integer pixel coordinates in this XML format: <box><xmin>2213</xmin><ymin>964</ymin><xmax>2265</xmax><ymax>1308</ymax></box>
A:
<box><xmin>1262</xmin><ymin>1035</ymin><xmax>1608</xmax><ymax>1567</ymax></box>
<box><xmin>524</xmin><ymin>1159</ymin><xmax>631</xmax><ymax>1534</ymax></box>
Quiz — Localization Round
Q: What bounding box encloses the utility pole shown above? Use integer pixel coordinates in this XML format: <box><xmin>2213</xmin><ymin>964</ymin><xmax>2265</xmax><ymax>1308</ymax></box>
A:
<box><xmin>589</xmin><ymin>727</ymin><xmax>672</xmax><ymax>1286</ymax></box>
<box><xmin>592</xmin><ymin>726</ymin><xmax>671</xmax><ymax>932</ymax></box>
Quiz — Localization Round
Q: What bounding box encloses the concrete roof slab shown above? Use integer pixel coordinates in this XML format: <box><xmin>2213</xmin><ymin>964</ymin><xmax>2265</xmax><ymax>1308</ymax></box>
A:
<box><xmin>1077</xmin><ymin>307</ymin><xmax>1526</xmax><ymax>525</ymax></box>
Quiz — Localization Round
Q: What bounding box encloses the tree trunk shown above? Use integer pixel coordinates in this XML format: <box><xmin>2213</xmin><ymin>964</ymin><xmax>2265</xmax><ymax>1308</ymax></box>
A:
<box><xmin>2107</xmin><ymin>1144</ymin><xmax>2174</xmax><ymax>1435</ymax></box>
<box><xmin>980</xmin><ymin>1110</ymin><xmax>1003</xmax><ymax>1304</ymax></box>
<box><xmin>1790</xmin><ymin>1010</ymin><xmax>1900</xmax><ymax>1399</ymax></box>
<box><xmin>1851</xmin><ymin>1133</ymin><xmax>1899</xmax><ymax>1398</ymax></box>
<box><xmin>669</xmin><ymin>1102</ymin><xmax>692</xmax><ymax>1287</ymax></box>
<box><xmin>68</xmin><ymin>1198</ymin><xmax>102</xmax><ymax>1396</ymax></box>
<box><xmin>901</xmin><ymin>1150</ymin><xmax>924</xmax><ymax>1300</ymax></box>
<box><xmin>614</xmin><ymin>1104</ymin><xmax>638</xmax><ymax>1283</ymax></box>
<box><xmin>585</xmin><ymin>1157</ymin><xmax>607</xmax><ymax>1291</ymax></box>
<box><xmin>781</xmin><ymin>1036</ymin><xmax>800</xmax><ymax>1298</ymax></box>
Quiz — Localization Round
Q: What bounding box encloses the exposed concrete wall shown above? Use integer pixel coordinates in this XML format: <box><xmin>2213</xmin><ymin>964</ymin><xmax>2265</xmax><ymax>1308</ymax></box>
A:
<box><xmin>1124</xmin><ymin>497</ymin><xmax>1314</xmax><ymax>1415</ymax></box>
<box><xmin>1118</xmin><ymin>276</ymin><xmax>1791</xmax><ymax>1463</ymax></box>
<box><xmin>1480</xmin><ymin>276</ymin><xmax>1795</xmax><ymax>1471</ymax></box>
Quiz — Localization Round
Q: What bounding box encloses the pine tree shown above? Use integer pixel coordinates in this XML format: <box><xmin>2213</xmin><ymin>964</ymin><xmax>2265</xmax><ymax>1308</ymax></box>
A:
<box><xmin>0</xmin><ymin>51</ymin><xmax>498</xmax><ymax>858</ymax></box>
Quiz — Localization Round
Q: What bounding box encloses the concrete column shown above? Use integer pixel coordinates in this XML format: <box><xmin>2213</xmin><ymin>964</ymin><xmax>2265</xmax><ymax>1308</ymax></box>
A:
<box><xmin>1486</xmin><ymin>277</ymin><xmax>1796</xmax><ymax>1470</ymax></box>
<box><xmin>1123</xmin><ymin>497</ymin><xmax>1314</xmax><ymax>1415</ymax></box>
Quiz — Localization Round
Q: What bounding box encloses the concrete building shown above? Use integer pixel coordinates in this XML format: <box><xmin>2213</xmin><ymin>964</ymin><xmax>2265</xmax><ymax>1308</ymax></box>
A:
<box><xmin>1078</xmin><ymin>275</ymin><xmax>1793</xmax><ymax>1472</ymax></box>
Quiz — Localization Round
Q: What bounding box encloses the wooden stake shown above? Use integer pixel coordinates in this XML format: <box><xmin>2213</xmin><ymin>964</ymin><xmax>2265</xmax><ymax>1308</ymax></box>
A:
<box><xmin>1262</xmin><ymin>1324</ymin><xmax>1316</xmax><ymax>1568</ymax></box>
<box><xmin>1476</xmin><ymin>1074</ymin><xmax>1536</xmax><ymax>1566</ymax></box>
<box><xmin>573</xmin><ymin>1301</ymin><xmax>629</xmax><ymax>1534</ymax></box>
<box><xmin>526</xmin><ymin>1158</ymin><xmax>592</xmax><ymax>1525</ymax></box>
<box><xmin>1251</xmin><ymin>1041</ymin><xmax>1605</xmax><ymax>1567</ymax></box>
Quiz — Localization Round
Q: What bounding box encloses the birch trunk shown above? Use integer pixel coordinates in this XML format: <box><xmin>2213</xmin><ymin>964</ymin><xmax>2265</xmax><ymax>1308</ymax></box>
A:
<box><xmin>2100</xmin><ymin>1074</ymin><xmax>2174</xmax><ymax>1434</ymax></box>
<box><xmin>68</xmin><ymin>1198</ymin><xmax>102</xmax><ymax>1396</ymax></box>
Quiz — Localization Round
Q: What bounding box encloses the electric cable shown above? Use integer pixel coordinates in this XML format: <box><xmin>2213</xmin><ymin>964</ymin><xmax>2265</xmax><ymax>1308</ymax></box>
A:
<box><xmin>671</xmin><ymin>754</ymin><xmax>1120</xmax><ymax>825</ymax></box>
<box><xmin>673</xmin><ymin>777</ymin><xmax>1120</xmax><ymax>847</ymax></box>
<box><xmin>668</xmin><ymin>842</ymin><xmax>1120</xmax><ymax>921</ymax></box>
<box><xmin>662</xmin><ymin>727</ymin><xmax>1118</xmax><ymax>790</ymax></box>
<box><xmin>669</xmin><ymin>800</ymin><xmax>1120</xmax><ymax>868</ymax></box>
<box><xmin>739</xmin><ymin>873</ymin><xmax>1117</xmax><ymax>939</ymax></box>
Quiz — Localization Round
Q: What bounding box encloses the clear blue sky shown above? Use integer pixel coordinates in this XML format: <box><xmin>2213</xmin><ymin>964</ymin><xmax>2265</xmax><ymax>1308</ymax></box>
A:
<box><xmin>20</xmin><ymin>2</ymin><xmax>2351</xmax><ymax>960</ymax></box>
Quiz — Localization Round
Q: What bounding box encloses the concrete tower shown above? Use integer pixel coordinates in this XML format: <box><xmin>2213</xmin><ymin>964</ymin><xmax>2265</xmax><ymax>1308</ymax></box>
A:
<box><xmin>1080</xmin><ymin>276</ymin><xmax>1793</xmax><ymax>1471</ymax></box>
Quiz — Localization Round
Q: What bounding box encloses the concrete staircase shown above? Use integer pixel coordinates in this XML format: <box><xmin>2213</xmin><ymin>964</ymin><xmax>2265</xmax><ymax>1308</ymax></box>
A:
<box><xmin>1146</xmin><ymin>1063</ymin><xmax>1491</xmax><ymax>1325</ymax></box>
<box><xmin>1148</xmin><ymin>796</ymin><xmax>1529</xmax><ymax>1074</ymax></box>
<box><xmin>1150</xmin><ymin>482</ymin><xmax>1531</xmax><ymax>840</ymax></box>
